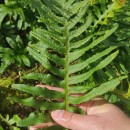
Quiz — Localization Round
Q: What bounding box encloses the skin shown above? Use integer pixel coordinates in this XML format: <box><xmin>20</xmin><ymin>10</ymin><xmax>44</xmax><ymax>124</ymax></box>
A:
<box><xmin>51</xmin><ymin>98</ymin><xmax>130</xmax><ymax>130</ymax></box>
<box><xmin>30</xmin><ymin>85</ymin><xmax>130</xmax><ymax>130</ymax></box>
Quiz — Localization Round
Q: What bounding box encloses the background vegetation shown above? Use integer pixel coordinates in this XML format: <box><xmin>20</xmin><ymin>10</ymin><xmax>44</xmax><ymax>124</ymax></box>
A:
<box><xmin>0</xmin><ymin>0</ymin><xmax>130</xmax><ymax>130</ymax></box>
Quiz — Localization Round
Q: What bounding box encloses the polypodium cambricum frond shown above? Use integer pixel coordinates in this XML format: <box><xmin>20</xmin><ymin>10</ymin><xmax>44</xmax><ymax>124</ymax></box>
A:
<box><xmin>11</xmin><ymin>0</ymin><xmax>127</xmax><ymax>128</ymax></box>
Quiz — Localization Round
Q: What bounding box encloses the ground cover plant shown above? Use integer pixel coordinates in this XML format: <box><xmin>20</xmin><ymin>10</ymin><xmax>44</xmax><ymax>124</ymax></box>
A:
<box><xmin>0</xmin><ymin>0</ymin><xmax>130</xmax><ymax>130</ymax></box>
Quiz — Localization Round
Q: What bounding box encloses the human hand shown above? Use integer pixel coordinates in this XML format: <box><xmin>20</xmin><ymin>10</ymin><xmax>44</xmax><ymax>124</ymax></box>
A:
<box><xmin>51</xmin><ymin>98</ymin><xmax>130</xmax><ymax>130</ymax></box>
<box><xmin>30</xmin><ymin>85</ymin><xmax>130</xmax><ymax>130</ymax></box>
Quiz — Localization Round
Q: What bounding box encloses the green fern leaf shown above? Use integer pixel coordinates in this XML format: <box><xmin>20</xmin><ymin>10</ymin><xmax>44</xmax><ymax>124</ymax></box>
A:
<box><xmin>69</xmin><ymin>76</ymin><xmax>127</xmax><ymax>104</ymax></box>
<box><xmin>12</xmin><ymin>84</ymin><xmax>64</xmax><ymax>99</ymax></box>
<box><xmin>10</xmin><ymin>97</ymin><xmax>65</xmax><ymax>111</ymax></box>
<box><xmin>0</xmin><ymin>1</ymin><xmax>25</xmax><ymax>27</ymax></box>
<box><xmin>68</xmin><ymin>51</ymin><xmax>119</xmax><ymax>85</ymax></box>
<box><xmin>17</xmin><ymin>112</ymin><xmax>46</xmax><ymax>127</ymax></box>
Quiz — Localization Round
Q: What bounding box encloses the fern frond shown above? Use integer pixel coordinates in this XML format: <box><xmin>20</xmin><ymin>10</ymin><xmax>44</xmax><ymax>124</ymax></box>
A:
<box><xmin>11</xmin><ymin>0</ymin><xmax>126</xmax><ymax>128</ymax></box>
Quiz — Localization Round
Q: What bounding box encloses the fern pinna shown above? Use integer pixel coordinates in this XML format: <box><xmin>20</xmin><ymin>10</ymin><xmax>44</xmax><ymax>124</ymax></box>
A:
<box><xmin>11</xmin><ymin>0</ymin><xmax>127</xmax><ymax>129</ymax></box>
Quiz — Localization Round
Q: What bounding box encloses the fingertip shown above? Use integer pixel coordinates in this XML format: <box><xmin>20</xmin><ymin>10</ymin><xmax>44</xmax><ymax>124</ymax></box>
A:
<box><xmin>51</xmin><ymin>110</ymin><xmax>90</xmax><ymax>130</ymax></box>
<box><xmin>51</xmin><ymin>110</ymin><xmax>65</xmax><ymax>121</ymax></box>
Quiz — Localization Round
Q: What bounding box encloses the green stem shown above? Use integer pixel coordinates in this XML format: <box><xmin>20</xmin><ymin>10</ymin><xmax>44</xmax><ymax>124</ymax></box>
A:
<box><xmin>64</xmin><ymin>21</ymin><xmax>69</xmax><ymax>111</ymax></box>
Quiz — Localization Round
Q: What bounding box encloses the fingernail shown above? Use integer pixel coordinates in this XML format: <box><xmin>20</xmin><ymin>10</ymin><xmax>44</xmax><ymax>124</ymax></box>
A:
<box><xmin>52</xmin><ymin>110</ymin><xmax>64</xmax><ymax>120</ymax></box>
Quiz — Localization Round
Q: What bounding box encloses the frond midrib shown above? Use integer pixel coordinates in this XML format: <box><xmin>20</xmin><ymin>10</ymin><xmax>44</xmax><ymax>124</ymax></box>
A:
<box><xmin>64</xmin><ymin>20</ymin><xmax>70</xmax><ymax>111</ymax></box>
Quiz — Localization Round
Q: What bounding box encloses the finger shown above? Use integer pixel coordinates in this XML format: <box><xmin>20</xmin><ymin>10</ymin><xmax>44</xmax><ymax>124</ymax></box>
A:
<box><xmin>51</xmin><ymin>110</ymin><xmax>99</xmax><ymax>130</ymax></box>
<box><xmin>36</xmin><ymin>84</ymin><xmax>64</xmax><ymax>102</ymax></box>
<box><xmin>30</xmin><ymin>122</ymin><xmax>56</xmax><ymax>130</ymax></box>
<box><xmin>78</xmin><ymin>98</ymin><xmax>107</xmax><ymax>114</ymax></box>
<box><xmin>36</xmin><ymin>84</ymin><xmax>64</xmax><ymax>92</ymax></box>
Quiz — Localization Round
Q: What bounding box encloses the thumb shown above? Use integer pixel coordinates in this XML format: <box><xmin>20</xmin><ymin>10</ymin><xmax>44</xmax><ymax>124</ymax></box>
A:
<box><xmin>51</xmin><ymin>110</ymin><xmax>99</xmax><ymax>130</ymax></box>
